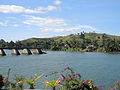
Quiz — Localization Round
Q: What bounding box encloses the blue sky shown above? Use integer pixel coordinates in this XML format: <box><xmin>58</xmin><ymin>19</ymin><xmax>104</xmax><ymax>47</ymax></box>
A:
<box><xmin>0</xmin><ymin>0</ymin><xmax>120</xmax><ymax>41</ymax></box>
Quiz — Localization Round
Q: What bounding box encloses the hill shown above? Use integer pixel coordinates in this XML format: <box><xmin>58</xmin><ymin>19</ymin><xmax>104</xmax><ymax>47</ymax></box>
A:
<box><xmin>19</xmin><ymin>32</ymin><xmax>120</xmax><ymax>52</ymax></box>
<box><xmin>22</xmin><ymin>33</ymin><xmax>120</xmax><ymax>43</ymax></box>
<box><xmin>0</xmin><ymin>32</ymin><xmax>120</xmax><ymax>52</ymax></box>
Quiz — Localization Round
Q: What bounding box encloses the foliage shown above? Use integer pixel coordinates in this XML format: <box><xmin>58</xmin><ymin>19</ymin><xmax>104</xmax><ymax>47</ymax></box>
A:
<box><xmin>60</xmin><ymin>67</ymin><xmax>101</xmax><ymax>90</ymax></box>
<box><xmin>43</xmin><ymin>78</ymin><xmax>62</xmax><ymax>90</ymax></box>
<box><xmin>12</xmin><ymin>74</ymin><xmax>25</xmax><ymax>89</ymax></box>
<box><xmin>1</xmin><ymin>32</ymin><xmax>120</xmax><ymax>52</ymax></box>
<box><xmin>0</xmin><ymin>67</ymin><xmax>120</xmax><ymax>90</ymax></box>
<box><xmin>1</xmin><ymin>69</ymin><xmax>24</xmax><ymax>90</ymax></box>
<box><xmin>0</xmin><ymin>74</ymin><xmax>4</xmax><ymax>89</ymax></box>
<box><xmin>3</xmin><ymin>68</ymin><xmax>11</xmax><ymax>89</ymax></box>
<box><xmin>114</xmin><ymin>81</ymin><xmax>120</xmax><ymax>89</ymax></box>
<box><xmin>18</xmin><ymin>74</ymin><xmax>43</xmax><ymax>89</ymax></box>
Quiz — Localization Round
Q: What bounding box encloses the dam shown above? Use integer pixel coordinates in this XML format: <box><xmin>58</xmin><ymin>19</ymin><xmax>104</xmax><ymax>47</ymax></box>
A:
<box><xmin>0</xmin><ymin>48</ymin><xmax>46</xmax><ymax>56</ymax></box>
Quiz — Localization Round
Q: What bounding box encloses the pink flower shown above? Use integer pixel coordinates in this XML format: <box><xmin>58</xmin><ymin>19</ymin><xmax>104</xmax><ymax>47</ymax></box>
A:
<box><xmin>60</xmin><ymin>74</ymin><xmax>66</xmax><ymax>82</ymax></box>
<box><xmin>61</xmin><ymin>79</ymin><xmax>65</xmax><ymax>82</ymax></box>
<box><xmin>95</xmin><ymin>86</ymin><xmax>101</xmax><ymax>89</ymax></box>
<box><xmin>67</xmin><ymin>74</ymin><xmax>72</xmax><ymax>78</ymax></box>
<box><xmin>54</xmin><ymin>72</ymin><xmax>58</xmax><ymax>74</ymax></box>
<box><xmin>3</xmin><ymin>78</ymin><xmax>8</xmax><ymax>82</ymax></box>
<box><xmin>60</xmin><ymin>74</ymin><xmax>65</xmax><ymax>79</ymax></box>
<box><xmin>76</xmin><ymin>73</ymin><xmax>81</xmax><ymax>77</ymax></box>
<box><xmin>86</xmin><ymin>80</ymin><xmax>90</xmax><ymax>84</ymax></box>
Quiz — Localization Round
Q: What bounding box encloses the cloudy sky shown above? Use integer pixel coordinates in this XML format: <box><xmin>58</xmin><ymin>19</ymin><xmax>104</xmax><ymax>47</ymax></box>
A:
<box><xmin>0</xmin><ymin>0</ymin><xmax>120</xmax><ymax>41</ymax></box>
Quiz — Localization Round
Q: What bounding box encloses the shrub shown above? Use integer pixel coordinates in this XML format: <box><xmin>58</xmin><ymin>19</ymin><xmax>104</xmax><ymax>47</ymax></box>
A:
<box><xmin>60</xmin><ymin>67</ymin><xmax>100</xmax><ymax>90</ymax></box>
<box><xmin>0</xmin><ymin>74</ymin><xmax>4</xmax><ymax>89</ymax></box>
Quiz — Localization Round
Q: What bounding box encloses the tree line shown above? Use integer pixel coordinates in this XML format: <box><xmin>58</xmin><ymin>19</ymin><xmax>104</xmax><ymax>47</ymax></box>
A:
<box><xmin>0</xmin><ymin>32</ymin><xmax>120</xmax><ymax>52</ymax></box>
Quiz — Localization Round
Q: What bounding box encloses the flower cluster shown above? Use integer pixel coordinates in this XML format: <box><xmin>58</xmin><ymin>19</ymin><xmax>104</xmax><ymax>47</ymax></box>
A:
<box><xmin>60</xmin><ymin>67</ymin><xmax>100</xmax><ymax>90</ymax></box>
<box><xmin>0</xmin><ymin>67</ymin><xmax>120</xmax><ymax>90</ymax></box>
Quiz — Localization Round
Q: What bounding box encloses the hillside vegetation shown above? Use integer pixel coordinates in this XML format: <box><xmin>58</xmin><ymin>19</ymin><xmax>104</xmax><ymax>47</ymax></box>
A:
<box><xmin>1</xmin><ymin>32</ymin><xmax>120</xmax><ymax>52</ymax></box>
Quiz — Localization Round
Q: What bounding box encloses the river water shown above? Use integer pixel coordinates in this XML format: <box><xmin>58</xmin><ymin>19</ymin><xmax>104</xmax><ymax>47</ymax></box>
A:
<box><xmin>0</xmin><ymin>50</ymin><xmax>120</xmax><ymax>88</ymax></box>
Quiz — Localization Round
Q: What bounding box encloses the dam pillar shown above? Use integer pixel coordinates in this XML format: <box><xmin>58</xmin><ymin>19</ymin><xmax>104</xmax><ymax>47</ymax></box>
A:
<box><xmin>22</xmin><ymin>49</ymin><xmax>32</xmax><ymax>55</ymax></box>
<box><xmin>0</xmin><ymin>49</ymin><xmax>6</xmax><ymax>56</ymax></box>
<box><xmin>33</xmin><ymin>49</ymin><xmax>46</xmax><ymax>54</ymax></box>
<box><xmin>33</xmin><ymin>49</ymin><xmax>43</xmax><ymax>54</ymax></box>
<box><xmin>11</xmin><ymin>49</ymin><xmax>20</xmax><ymax>55</ymax></box>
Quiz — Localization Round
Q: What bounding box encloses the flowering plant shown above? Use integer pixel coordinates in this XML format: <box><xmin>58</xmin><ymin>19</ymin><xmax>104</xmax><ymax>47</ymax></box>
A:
<box><xmin>18</xmin><ymin>74</ymin><xmax>43</xmax><ymax>89</ymax></box>
<box><xmin>2</xmin><ymin>68</ymin><xmax>11</xmax><ymax>89</ymax></box>
<box><xmin>43</xmin><ymin>78</ymin><xmax>62</xmax><ymax>90</ymax></box>
<box><xmin>61</xmin><ymin>67</ymin><xmax>101</xmax><ymax>90</ymax></box>
<box><xmin>0</xmin><ymin>74</ymin><xmax>4</xmax><ymax>89</ymax></box>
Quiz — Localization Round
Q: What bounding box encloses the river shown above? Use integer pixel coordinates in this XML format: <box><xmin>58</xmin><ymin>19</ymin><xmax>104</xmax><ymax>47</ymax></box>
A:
<box><xmin>0</xmin><ymin>50</ymin><xmax>120</xmax><ymax>88</ymax></box>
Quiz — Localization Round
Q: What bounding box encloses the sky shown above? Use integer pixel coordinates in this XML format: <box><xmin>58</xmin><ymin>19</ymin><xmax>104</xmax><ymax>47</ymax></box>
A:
<box><xmin>0</xmin><ymin>0</ymin><xmax>120</xmax><ymax>41</ymax></box>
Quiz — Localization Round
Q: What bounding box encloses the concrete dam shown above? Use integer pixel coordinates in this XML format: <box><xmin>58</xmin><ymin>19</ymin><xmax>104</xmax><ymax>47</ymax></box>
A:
<box><xmin>0</xmin><ymin>48</ymin><xmax>46</xmax><ymax>56</ymax></box>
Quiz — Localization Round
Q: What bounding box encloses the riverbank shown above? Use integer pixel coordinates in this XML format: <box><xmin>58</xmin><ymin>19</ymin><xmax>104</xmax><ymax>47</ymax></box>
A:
<box><xmin>43</xmin><ymin>49</ymin><xmax>120</xmax><ymax>54</ymax></box>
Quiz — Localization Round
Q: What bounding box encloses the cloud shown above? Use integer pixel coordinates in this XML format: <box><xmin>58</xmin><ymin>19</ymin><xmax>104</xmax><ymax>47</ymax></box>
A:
<box><xmin>0</xmin><ymin>22</ymin><xmax>4</xmax><ymax>26</ymax></box>
<box><xmin>54</xmin><ymin>0</ymin><xmax>62</xmax><ymax>5</ymax></box>
<box><xmin>0</xmin><ymin>21</ymin><xmax>6</xmax><ymax>26</ymax></box>
<box><xmin>23</xmin><ymin>15</ymin><xmax>67</xmax><ymax>28</ymax></box>
<box><xmin>0</xmin><ymin>5</ymin><xmax>58</xmax><ymax>14</ymax></box>
<box><xmin>12</xmin><ymin>24</ymin><xmax>19</xmax><ymax>27</ymax></box>
<box><xmin>112</xmin><ymin>33</ymin><xmax>120</xmax><ymax>36</ymax></box>
<box><xmin>0</xmin><ymin>20</ymin><xmax>20</xmax><ymax>27</ymax></box>
<box><xmin>41</xmin><ymin>25</ymin><xmax>96</xmax><ymax>32</ymax></box>
<box><xmin>74</xmin><ymin>25</ymin><xmax>96</xmax><ymax>31</ymax></box>
<box><xmin>23</xmin><ymin>15</ymin><xmax>96</xmax><ymax>33</ymax></box>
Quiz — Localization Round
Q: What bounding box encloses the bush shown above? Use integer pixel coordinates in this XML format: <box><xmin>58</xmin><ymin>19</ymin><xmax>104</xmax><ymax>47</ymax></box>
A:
<box><xmin>0</xmin><ymin>67</ymin><xmax>120</xmax><ymax>90</ymax></box>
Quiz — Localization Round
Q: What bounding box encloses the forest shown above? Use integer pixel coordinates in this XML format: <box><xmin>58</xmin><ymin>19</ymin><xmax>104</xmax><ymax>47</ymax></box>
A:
<box><xmin>1</xmin><ymin>32</ymin><xmax>120</xmax><ymax>52</ymax></box>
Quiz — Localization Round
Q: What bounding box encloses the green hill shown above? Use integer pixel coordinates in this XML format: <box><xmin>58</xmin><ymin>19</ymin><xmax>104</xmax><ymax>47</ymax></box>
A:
<box><xmin>19</xmin><ymin>32</ymin><xmax>120</xmax><ymax>52</ymax></box>
<box><xmin>21</xmin><ymin>33</ymin><xmax>120</xmax><ymax>43</ymax></box>
<box><xmin>0</xmin><ymin>32</ymin><xmax>120</xmax><ymax>52</ymax></box>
